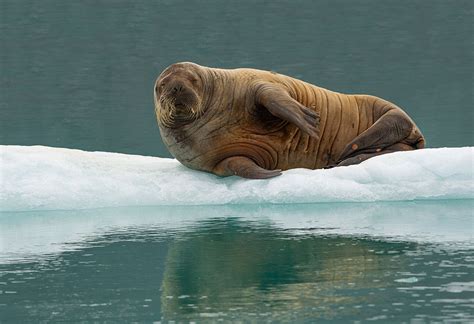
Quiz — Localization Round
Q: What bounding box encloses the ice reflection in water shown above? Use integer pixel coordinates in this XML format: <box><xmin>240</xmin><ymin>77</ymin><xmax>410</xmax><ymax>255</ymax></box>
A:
<box><xmin>0</xmin><ymin>202</ymin><xmax>473</xmax><ymax>322</ymax></box>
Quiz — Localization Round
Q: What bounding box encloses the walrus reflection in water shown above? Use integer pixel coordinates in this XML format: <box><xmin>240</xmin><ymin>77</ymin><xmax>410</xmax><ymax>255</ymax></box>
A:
<box><xmin>154</xmin><ymin>62</ymin><xmax>425</xmax><ymax>179</ymax></box>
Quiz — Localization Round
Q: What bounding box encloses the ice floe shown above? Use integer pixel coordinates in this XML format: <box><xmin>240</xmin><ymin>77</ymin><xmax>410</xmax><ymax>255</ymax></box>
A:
<box><xmin>0</xmin><ymin>145</ymin><xmax>472</xmax><ymax>211</ymax></box>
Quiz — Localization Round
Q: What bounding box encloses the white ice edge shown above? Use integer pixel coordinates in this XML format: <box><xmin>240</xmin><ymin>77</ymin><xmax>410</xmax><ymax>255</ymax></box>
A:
<box><xmin>0</xmin><ymin>145</ymin><xmax>473</xmax><ymax>211</ymax></box>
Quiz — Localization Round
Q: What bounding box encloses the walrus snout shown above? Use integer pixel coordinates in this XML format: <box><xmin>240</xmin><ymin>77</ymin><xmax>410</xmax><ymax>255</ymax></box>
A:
<box><xmin>162</xmin><ymin>79</ymin><xmax>185</xmax><ymax>96</ymax></box>
<box><xmin>162</xmin><ymin>81</ymin><xmax>197</xmax><ymax>109</ymax></box>
<box><xmin>170</xmin><ymin>82</ymin><xmax>184</xmax><ymax>95</ymax></box>
<box><xmin>154</xmin><ymin>75</ymin><xmax>203</xmax><ymax>129</ymax></box>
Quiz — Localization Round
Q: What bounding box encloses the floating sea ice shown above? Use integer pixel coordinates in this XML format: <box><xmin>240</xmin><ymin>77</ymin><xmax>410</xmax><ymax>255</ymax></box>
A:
<box><xmin>394</xmin><ymin>277</ymin><xmax>419</xmax><ymax>283</ymax></box>
<box><xmin>0</xmin><ymin>145</ymin><xmax>473</xmax><ymax>211</ymax></box>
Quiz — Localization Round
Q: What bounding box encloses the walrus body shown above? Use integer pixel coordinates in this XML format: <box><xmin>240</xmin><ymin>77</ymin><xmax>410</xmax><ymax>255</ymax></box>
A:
<box><xmin>154</xmin><ymin>62</ymin><xmax>425</xmax><ymax>179</ymax></box>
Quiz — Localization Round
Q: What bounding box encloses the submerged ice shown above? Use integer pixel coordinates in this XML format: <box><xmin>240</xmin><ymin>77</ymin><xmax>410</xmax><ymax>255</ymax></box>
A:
<box><xmin>1</xmin><ymin>201</ymin><xmax>473</xmax><ymax>263</ymax></box>
<box><xmin>0</xmin><ymin>145</ymin><xmax>473</xmax><ymax>211</ymax></box>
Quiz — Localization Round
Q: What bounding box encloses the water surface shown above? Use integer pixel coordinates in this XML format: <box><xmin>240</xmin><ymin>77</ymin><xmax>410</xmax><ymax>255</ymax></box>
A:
<box><xmin>1</xmin><ymin>202</ymin><xmax>473</xmax><ymax>322</ymax></box>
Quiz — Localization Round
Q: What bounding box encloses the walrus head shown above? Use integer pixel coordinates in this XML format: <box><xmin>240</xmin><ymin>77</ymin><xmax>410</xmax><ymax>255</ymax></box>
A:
<box><xmin>154</xmin><ymin>62</ymin><xmax>206</xmax><ymax>129</ymax></box>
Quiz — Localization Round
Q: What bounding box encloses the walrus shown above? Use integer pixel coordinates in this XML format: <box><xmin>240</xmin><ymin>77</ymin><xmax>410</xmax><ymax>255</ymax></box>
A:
<box><xmin>154</xmin><ymin>62</ymin><xmax>425</xmax><ymax>179</ymax></box>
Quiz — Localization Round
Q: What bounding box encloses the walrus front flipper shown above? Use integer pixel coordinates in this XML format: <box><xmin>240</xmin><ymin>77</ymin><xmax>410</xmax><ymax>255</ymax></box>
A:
<box><xmin>255</xmin><ymin>83</ymin><xmax>320</xmax><ymax>138</ymax></box>
<box><xmin>214</xmin><ymin>156</ymin><xmax>282</xmax><ymax>179</ymax></box>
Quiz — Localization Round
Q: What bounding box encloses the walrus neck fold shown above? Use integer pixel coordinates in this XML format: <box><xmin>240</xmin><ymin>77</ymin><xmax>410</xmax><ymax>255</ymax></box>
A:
<box><xmin>201</xmin><ymin>68</ymin><xmax>233</xmax><ymax>109</ymax></box>
<box><xmin>200</xmin><ymin>68</ymin><xmax>218</xmax><ymax>112</ymax></box>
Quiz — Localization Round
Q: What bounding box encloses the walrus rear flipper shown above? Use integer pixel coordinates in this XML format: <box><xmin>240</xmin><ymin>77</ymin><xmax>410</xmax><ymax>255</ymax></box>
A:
<box><xmin>337</xmin><ymin>109</ymin><xmax>419</xmax><ymax>162</ymax></box>
<box><xmin>214</xmin><ymin>156</ymin><xmax>282</xmax><ymax>179</ymax></box>
<box><xmin>336</xmin><ymin>109</ymin><xmax>424</xmax><ymax>167</ymax></box>
<box><xmin>337</xmin><ymin>143</ymin><xmax>415</xmax><ymax>167</ymax></box>
<box><xmin>255</xmin><ymin>83</ymin><xmax>320</xmax><ymax>138</ymax></box>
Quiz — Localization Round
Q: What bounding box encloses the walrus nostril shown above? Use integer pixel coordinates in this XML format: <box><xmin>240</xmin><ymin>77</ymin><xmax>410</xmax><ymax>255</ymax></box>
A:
<box><xmin>171</xmin><ymin>83</ymin><xmax>184</xmax><ymax>94</ymax></box>
<box><xmin>169</xmin><ymin>82</ymin><xmax>184</xmax><ymax>94</ymax></box>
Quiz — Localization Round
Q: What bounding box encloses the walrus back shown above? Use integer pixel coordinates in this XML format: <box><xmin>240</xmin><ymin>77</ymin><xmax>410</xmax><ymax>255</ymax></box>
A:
<box><xmin>264</xmin><ymin>74</ymin><xmax>373</xmax><ymax>167</ymax></box>
<box><xmin>259</xmin><ymin>72</ymin><xmax>423</xmax><ymax>168</ymax></box>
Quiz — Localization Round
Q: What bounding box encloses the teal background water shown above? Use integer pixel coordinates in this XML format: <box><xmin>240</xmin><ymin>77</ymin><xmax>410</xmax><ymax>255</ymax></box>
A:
<box><xmin>1</xmin><ymin>0</ymin><xmax>473</xmax><ymax>157</ymax></box>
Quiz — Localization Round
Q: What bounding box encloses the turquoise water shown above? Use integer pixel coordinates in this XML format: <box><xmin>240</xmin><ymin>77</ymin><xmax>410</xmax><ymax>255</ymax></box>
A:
<box><xmin>1</xmin><ymin>202</ymin><xmax>473</xmax><ymax>322</ymax></box>
<box><xmin>1</xmin><ymin>1</ymin><xmax>473</xmax><ymax>156</ymax></box>
<box><xmin>1</xmin><ymin>0</ymin><xmax>473</xmax><ymax>322</ymax></box>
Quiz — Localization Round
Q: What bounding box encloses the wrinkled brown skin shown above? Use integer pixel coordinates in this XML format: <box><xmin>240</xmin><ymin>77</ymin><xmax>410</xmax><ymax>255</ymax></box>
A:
<box><xmin>154</xmin><ymin>62</ymin><xmax>425</xmax><ymax>179</ymax></box>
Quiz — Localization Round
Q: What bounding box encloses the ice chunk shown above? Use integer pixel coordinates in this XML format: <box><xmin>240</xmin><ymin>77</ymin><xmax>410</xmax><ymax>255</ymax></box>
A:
<box><xmin>0</xmin><ymin>145</ymin><xmax>473</xmax><ymax>211</ymax></box>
